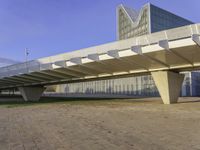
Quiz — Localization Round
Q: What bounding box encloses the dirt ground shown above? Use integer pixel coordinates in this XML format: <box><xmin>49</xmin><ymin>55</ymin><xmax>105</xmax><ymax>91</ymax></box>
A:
<box><xmin>0</xmin><ymin>97</ymin><xmax>200</xmax><ymax>150</ymax></box>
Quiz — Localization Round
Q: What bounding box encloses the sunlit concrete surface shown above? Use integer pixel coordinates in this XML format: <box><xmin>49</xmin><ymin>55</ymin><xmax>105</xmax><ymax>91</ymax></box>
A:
<box><xmin>151</xmin><ymin>71</ymin><xmax>185</xmax><ymax>104</ymax></box>
<box><xmin>0</xmin><ymin>97</ymin><xmax>200</xmax><ymax>150</ymax></box>
<box><xmin>0</xmin><ymin>24</ymin><xmax>200</xmax><ymax>103</ymax></box>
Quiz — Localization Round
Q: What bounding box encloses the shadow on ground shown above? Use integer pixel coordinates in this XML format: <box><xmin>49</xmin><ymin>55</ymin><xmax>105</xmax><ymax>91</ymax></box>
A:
<box><xmin>178</xmin><ymin>98</ymin><xmax>200</xmax><ymax>104</ymax></box>
<box><xmin>0</xmin><ymin>95</ymin><xmax>158</xmax><ymax>107</ymax></box>
<box><xmin>0</xmin><ymin>95</ymin><xmax>200</xmax><ymax>108</ymax></box>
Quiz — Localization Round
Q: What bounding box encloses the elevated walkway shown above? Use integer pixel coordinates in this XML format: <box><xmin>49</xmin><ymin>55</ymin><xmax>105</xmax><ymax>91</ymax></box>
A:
<box><xmin>0</xmin><ymin>24</ymin><xmax>200</xmax><ymax>104</ymax></box>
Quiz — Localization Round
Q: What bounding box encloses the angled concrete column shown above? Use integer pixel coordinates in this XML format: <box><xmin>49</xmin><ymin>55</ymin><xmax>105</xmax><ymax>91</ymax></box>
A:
<box><xmin>18</xmin><ymin>86</ymin><xmax>46</xmax><ymax>102</ymax></box>
<box><xmin>151</xmin><ymin>71</ymin><xmax>185</xmax><ymax>104</ymax></box>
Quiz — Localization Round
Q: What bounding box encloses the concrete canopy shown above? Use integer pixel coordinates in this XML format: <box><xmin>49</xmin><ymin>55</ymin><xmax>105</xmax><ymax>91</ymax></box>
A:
<box><xmin>0</xmin><ymin>24</ymin><xmax>200</xmax><ymax>103</ymax></box>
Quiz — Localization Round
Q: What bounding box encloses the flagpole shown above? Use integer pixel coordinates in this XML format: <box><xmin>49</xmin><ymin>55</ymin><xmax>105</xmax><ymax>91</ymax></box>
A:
<box><xmin>25</xmin><ymin>48</ymin><xmax>29</xmax><ymax>72</ymax></box>
<box><xmin>25</xmin><ymin>48</ymin><xmax>29</xmax><ymax>62</ymax></box>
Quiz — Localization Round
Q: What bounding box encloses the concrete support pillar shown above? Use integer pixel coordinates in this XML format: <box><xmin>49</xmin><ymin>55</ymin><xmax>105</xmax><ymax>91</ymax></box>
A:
<box><xmin>18</xmin><ymin>86</ymin><xmax>46</xmax><ymax>102</ymax></box>
<box><xmin>151</xmin><ymin>71</ymin><xmax>185</xmax><ymax>104</ymax></box>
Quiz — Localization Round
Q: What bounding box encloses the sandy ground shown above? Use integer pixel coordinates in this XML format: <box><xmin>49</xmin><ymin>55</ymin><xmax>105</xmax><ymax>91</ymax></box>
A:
<box><xmin>0</xmin><ymin>97</ymin><xmax>200</xmax><ymax>150</ymax></box>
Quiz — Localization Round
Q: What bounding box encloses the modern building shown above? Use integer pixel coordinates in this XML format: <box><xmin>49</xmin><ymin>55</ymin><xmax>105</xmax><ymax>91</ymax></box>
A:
<box><xmin>182</xmin><ymin>71</ymin><xmax>200</xmax><ymax>96</ymax></box>
<box><xmin>117</xmin><ymin>3</ymin><xmax>193</xmax><ymax>40</ymax></box>
<box><xmin>36</xmin><ymin>3</ymin><xmax>200</xmax><ymax>97</ymax></box>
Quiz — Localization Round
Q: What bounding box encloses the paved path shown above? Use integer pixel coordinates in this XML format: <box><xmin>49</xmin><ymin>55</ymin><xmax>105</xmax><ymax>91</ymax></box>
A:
<box><xmin>0</xmin><ymin>97</ymin><xmax>200</xmax><ymax>150</ymax></box>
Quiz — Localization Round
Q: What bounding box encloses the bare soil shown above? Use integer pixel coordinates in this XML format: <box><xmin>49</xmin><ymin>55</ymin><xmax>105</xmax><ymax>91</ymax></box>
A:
<box><xmin>0</xmin><ymin>97</ymin><xmax>200</xmax><ymax>150</ymax></box>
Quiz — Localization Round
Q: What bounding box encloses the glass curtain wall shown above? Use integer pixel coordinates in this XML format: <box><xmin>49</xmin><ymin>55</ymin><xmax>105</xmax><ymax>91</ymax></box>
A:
<box><xmin>118</xmin><ymin>6</ymin><xmax>149</xmax><ymax>40</ymax></box>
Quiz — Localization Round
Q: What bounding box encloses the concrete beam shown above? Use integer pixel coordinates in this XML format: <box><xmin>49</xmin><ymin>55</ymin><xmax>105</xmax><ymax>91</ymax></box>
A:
<box><xmin>34</xmin><ymin>71</ymin><xmax>62</xmax><ymax>80</ymax></box>
<box><xmin>54</xmin><ymin>68</ymin><xmax>83</xmax><ymax>78</ymax></box>
<box><xmin>18</xmin><ymin>86</ymin><xmax>46</xmax><ymax>102</ymax></box>
<box><xmin>10</xmin><ymin>76</ymin><xmax>38</xmax><ymax>83</ymax></box>
<box><xmin>158</xmin><ymin>40</ymin><xmax>170</xmax><ymax>50</ymax></box>
<box><xmin>158</xmin><ymin>40</ymin><xmax>193</xmax><ymax>65</ymax></box>
<box><xmin>151</xmin><ymin>71</ymin><xmax>184</xmax><ymax>104</ymax></box>
<box><xmin>40</xmin><ymin>63</ymin><xmax>53</xmax><ymax>70</ymax></box>
<box><xmin>192</xmin><ymin>34</ymin><xmax>200</xmax><ymax>46</ymax></box>
<box><xmin>87</xmin><ymin>54</ymin><xmax>125</xmax><ymax>73</ymax></box>
<box><xmin>1</xmin><ymin>78</ymin><xmax>25</xmax><ymax>84</ymax></box>
<box><xmin>42</xmin><ymin>70</ymin><xmax>69</xmax><ymax>79</ymax></box>
<box><xmin>54</xmin><ymin>60</ymin><xmax>67</xmax><ymax>68</ymax></box>
<box><xmin>21</xmin><ymin>74</ymin><xmax>46</xmax><ymax>82</ymax></box>
<box><xmin>82</xmin><ymin>63</ymin><xmax>113</xmax><ymax>74</ymax></box>
<box><xmin>69</xmin><ymin>57</ymin><xmax>104</xmax><ymax>75</ymax></box>
<box><xmin>30</xmin><ymin>72</ymin><xmax>56</xmax><ymax>80</ymax></box>
<box><xmin>131</xmin><ymin>45</ymin><xmax>143</xmax><ymax>55</ymax></box>
<box><xmin>70</xmin><ymin>57</ymin><xmax>82</xmax><ymax>65</ymax></box>
<box><xmin>107</xmin><ymin>50</ymin><xmax>120</xmax><ymax>58</ymax></box>
<box><xmin>67</xmin><ymin>66</ymin><xmax>99</xmax><ymax>76</ymax></box>
<box><xmin>87</xmin><ymin>54</ymin><xmax>100</xmax><ymax>61</ymax></box>
<box><xmin>131</xmin><ymin>45</ymin><xmax>169</xmax><ymax>68</ymax></box>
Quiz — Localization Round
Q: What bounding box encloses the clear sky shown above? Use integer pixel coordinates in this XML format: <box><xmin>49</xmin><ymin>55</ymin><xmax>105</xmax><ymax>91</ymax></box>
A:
<box><xmin>0</xmin><ymin>0</ymin><xmax>200</xmax><ymax>62</ymax></box>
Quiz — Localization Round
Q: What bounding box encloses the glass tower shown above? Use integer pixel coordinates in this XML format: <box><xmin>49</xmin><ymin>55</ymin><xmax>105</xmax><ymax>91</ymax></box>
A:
<box><xmin>117</xmin><ymin>3</ymin><xmax>193</xmax><ymax>40</ymax></box>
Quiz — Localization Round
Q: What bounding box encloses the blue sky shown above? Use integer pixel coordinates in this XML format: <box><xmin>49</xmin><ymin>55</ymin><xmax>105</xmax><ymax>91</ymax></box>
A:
<box><xmin>0</xmin><ymin>0</ymin><xmax>200</xmax><ymax>62</ymax></box>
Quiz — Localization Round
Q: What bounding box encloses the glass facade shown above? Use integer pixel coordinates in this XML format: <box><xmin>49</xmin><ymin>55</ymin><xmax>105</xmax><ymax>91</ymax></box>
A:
<box><xmin>150</xmin><ymin>4</ymin><xmax>193</xmax><ymax>33</ymax></box>
<box><xmin>55</xmin><ymin>75</ymin><xmax>159</xmax><ymax>97</ymax></box>
<box><xmin>117</xmin><ymin>3</ymin><xmax>193</xmax><ymax>40</ymax></box>
<box><xmin>181</xmin><ymin>72</ymin><xmax>200</xmax><ymax>97</ymax></box>
<box><xmin>50</xmin><ymin>72</ymin><xmax>200</xmax><ymax>97</ymax></box>
<box><xmin>118</xmin><ymin>5</ymin><xmax>149</xmax><ymax>40</ymax></box>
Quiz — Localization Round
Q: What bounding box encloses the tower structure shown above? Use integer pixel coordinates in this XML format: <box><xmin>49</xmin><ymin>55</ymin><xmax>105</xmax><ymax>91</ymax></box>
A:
<box><xmin>117</xmin><ymin>3</ymin><xmax>193</xmax><ymax>40</ymax></box>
